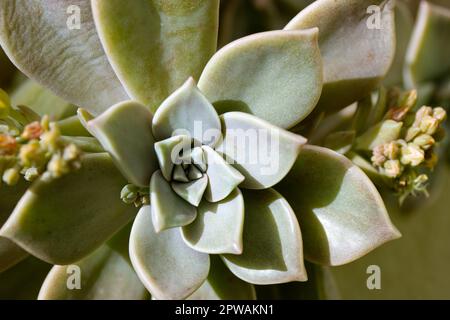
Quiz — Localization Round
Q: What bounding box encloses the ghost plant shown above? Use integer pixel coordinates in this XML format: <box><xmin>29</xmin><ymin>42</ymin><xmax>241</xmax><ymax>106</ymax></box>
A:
<box><xmin>0</xmin><ymin>0</ymin><xmax>409</xmax><ymax>299</ymax></box>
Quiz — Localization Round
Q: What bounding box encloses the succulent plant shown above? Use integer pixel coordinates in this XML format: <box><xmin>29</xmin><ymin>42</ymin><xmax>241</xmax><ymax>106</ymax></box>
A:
<box><xmin>0</xmin><ymin>0</ymin><xmax>448</xmax><ymax>300</ymax></box>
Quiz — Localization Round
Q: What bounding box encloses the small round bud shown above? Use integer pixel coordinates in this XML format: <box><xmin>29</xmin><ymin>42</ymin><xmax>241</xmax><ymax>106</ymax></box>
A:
<box><xmin>433</xmin><ymin>107</ymin><xmax>447</xmax><ymax>123</ymax></box>
<box><xmin>120</xmin><ymin>184</ymin><xmax>139</xmax><ymax>204</ymax></box>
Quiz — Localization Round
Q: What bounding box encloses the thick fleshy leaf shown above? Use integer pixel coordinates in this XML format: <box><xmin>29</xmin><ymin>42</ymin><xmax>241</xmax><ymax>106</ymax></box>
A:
<box><xmin>202</xmin><ymin>146</ymin><xmax>244</xmax><ymax>202</ymax></box>
<box><xmin>0</xmin><ymin>239</ymin><xmax>27</xmax><ymax>273</ymax></box>
<box><xmin>91</xmin><ymin>0</ymin><xmax>219</xmax><ymax>112</ymax></box>
<box><xmin>12</xmin><ymin>80</ymin><xmax>77</xmax><ymax>120</ymax></box>
<box><xmin>285</xmin><ymin>0</ymin><xmax>395</xmax><ymax>113</ymax></box>
<box><xmin>130</xmin><ymin>205</ymin><xmax>210</xmax><ymax>300</ymax></box>
<box><xmin>216</xmin><ymin>112</ymin><xmax>306</xmax><ymax>189</ymax></box>
<box><xmin>355</xmin><ymin>119</ymin><xmax>403</xmax><ymax>150</ymax></box>
<box><xmin>38</xmin><ymin>225</ymin><xmax>148</xmax><ymax>300</ymax></box>
<box><xmin>277</xmin><ymin>145</ymin><xmax>401</xmax><ymax>266</ymax></box>
<box><xmin>154</xmin><ymin>135</ymin><xmax>192</xmax><ymax>181</ymax></box>
<box><xmin>151</xmin><ymin>78</ymin><xmax>222</xmax><ymax>146</ymax></box>
<box><xmin>0</xmin><ymin>153</ymin><xmax>137</xmax><ymax>265</ymax></box>
<box><xmin>384</xmin><ymin>1</ymin><xmax>414</xmax><ymax>86</ymax></box>
<box><xmin>188</xmin><ymin>256</ymin><xmax>256</xmax><ymax>300</ymax></box>
<box><xmin>222</xmin><ymin>189</ymin><xmax>306</xmax><ymax>285</ymax></box>
<box><xmin>172</xmin><ymin>176</ymin><xmax>208</xmax><ymax>207</ymax></box>
<box><xmin>182</xmin><ymin>189</ymin><xmax>244</xmax><ymax>254</ymax></box>
<box><xmin>198</xmin><ymin>28</ymin><xmax>322</xmax><ymax>129</ymax></box>
<box><xmin>85</xmin><ymin>101</ymin><xmax>157</xmax><ymax>187</ymax></box>
<box><xmin>0</xmin><ymin>179</ymin><xmax>29</xmax><ymax>272</ymax></box>
<box><xmin>404</xmin><ymin>2</ymin><xmax>450</xmax><ymax>88</ymax></box>
<box><xmin>150</xmin><ymin>170</ymin><xmax>197</xmax><ymax>232</ymax></box>
<box><xmin>255</xmin><ymin>261</ymin><xmax>340</xmax><ymax>299</ymax></box>
<box><xmin>0</xmin><ymin>0</ymin><xmax>128</xmax><ymax>114</ymax></box>
<box><xmin>57</xmin><ymin>116</ymin><xmax>92</xmax><ymax>137</ymax></box>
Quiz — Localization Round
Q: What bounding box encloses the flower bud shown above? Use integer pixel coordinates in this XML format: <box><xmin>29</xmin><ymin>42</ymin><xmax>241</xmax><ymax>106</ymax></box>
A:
<box><xmin>47</xmin><ymin>154</ymin><xmax>69</xmax><ymax>178</ymax></box>
<box><xmin>0</xmin><ymin>134</ymin><xmax>18</xmax><ymax>156</ymax></box>
<box><xmin>401</xmin><ymin>143</ymin><xmax>424</xmax><ymax>166</ymax></box>
<box><xmin>371</xmin><ymin>145</ymin><xmax>386</xmax><ymax>166</ymax></box>
<box><xmin>383</xmin><ymin>160</ymin><xmax>402</xmax><ymax>178</ymax></box>
<box><xmin>419</xmin><ymin>115</ymin><xmax>439</xmax><ymax>135</ymax></box>
<box><xmin>21</xmin><ymin>121</ymin><xmax>43</xmax><ymax>140</ymax></box>
<box><xmin>120</xmin><ymin>184</ymin><xmax>139</xmax><ymax>204</ymax></box>
<box><xmin>63</xmin><ymin>144</ymin><xmax>80</xmax><ymax>162</ymax></box>
<box><xmin>40</xmin><ymin>123</ymin><xmax>61</xmax><ymax>152</ymax></box>
<box><xmin>2</xmin><ymin>167</ymin><xmax>19</xmax><ymax>185</ymax></box>
<box><xmin>24</xmin><ymin>167</ymin><xmax>39</xmax><ymax>181</ymax></box>
<box><xmin>19</xmin><ymin>140</ymin><xmax>45</xmax><ymax>167</ymax></box>
<box><xmin>433</xmin><ymin>107</ymin><xmax>447</xmax><ymax>123</ymax></box>
<box><xmin>383</xmin><ymin>141</ymin><xmax>400</xmax><ymax>159</ymax></box>
<box><xmin>413</xmin><ymin>106</ymin><xmax>433</xmax><ymax>127</ymax></box>
<box><xmin>413</xmin><ymin>134</ymin><xmax>435</xmax><ymax>150</ymax></box>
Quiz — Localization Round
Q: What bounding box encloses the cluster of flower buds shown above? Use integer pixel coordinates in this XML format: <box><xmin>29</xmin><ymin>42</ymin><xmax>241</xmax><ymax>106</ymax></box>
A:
<box><xmin>0</xmin><ymin>89</ymin><xmax>82</xmax><ymax>186</ymax></box>
<box><xmin>120</xmin><ymin>184</ymin><xmax>150</xmax><ymax>207</ymax></box>
<box><xmin>369</xmin><ymin>95</ymin><xmax>447</xmax><ymax>202</ymax></box>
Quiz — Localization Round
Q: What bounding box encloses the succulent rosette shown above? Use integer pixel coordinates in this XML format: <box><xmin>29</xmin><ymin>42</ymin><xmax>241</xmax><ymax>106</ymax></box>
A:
<box><xmin>0</xmin><ymin>0</ymin><xmax>405</xmax><ymax>299</ymax></box>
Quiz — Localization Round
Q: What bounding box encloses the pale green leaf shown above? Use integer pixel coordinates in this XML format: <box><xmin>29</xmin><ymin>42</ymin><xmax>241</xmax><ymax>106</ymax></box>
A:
<box><xmin>182</xmin><ymin>189</ymin><xmax>244</xmax><ymax>254</ymax></box>
<box><xmin>0</xmin><ymin>153</ymin><xmax>138</xmax><ymax>265</ymax></box>
<box><xmin>188</xmin><ymin>255</ymin><xmax>256</xmax><ymax>300</ymax></box>
<box><xmin>152</xmin><ymin>78</ymin><xmax>221</xmax><ymax>146</ymax></box>
<box><xmin>91</xmin><ymin>0</ymin><xmax>219</xmax><ymax>112</ymax></box>
<box><xmin>277</xmin><ymin>145</ymin><xmax>401</xmax><ymax>266</ymax></box>
<box><xmin>202</xmin><ymin>146</ymin><xmax>244</xmax><ymax>202</ymax></box>
<box><xmin>404</xmin><ymin>1</ymin><xmax>450</xmax><ymax>87</ymax></box>
<box><xmin>216</xmin><ymin>112</ymin><xmax>306</xmax><ymax>189</ymax></box>
<box><xmin>130</xmin><ymin>205</ymin><xmax>210</xmax><ymax>300</ymax></box>
<box><xmin>285</xmin><ymin>0</ymin><xmax>395</xmax><ymax>113</ymax></box>
<box><xmin>38</xmin><ymin>224</ymin><xmax>148</xmax><ymax>300</ymax></box>
<box><xmin>86</xmin><ymin>101</ymin><xmax>158</xmax><ymax>187</ymax></box>
<box><xmin>150</xmin><ymin>170</ymin><xmax>197</xmax><ymax>232</ymax></box>
<box><xmin>198</xmin><ymin>28</ymin><xmax>323</xmax><ymax>129</ymax></box>
<box><xmin>222</xmin><ymin>188</ymin><xmax>306</xmax><ymax>285</ymax></box>
<box><xmin>0</xmin><ymin>0</ymin><xmax>128</xmax><ymax>114</ymax></box>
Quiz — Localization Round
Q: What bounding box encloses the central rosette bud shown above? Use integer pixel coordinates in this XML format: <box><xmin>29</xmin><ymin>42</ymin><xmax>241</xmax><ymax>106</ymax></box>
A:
<box><xmin>153</xmin><ymin>134</ymin><xmax>244</xmax><ymax>210</ymax></box>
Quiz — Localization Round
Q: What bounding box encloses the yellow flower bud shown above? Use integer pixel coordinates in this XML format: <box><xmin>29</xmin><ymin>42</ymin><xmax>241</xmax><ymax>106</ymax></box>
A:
<box><xmin>383</xmin><ymin>160</ymin><xmax>402</xmax><ymax>178</ymax></box>
<box><xmin>383</xmin><ymin>141</ymin><xmax>400</xmax><ymax>159</ymax></box>
<box><xmin>401</xmin><ymin>143</ymin><xmax>424</xmax><ymax>166</ymax></box>
<box><xmin>21</xmin><ymin>121</ymin><xmax>43</xmax><ymax>140</ymax></box>
<box><xmin>433</xmin><ymin>107</ymin><xmax>447</xmax><ymax>123</ymax></box>
<box><xmin>24</xmin><ymin>167</ymin><xmax>40</xmax><ymax>181</ymax></box>
<box><xmin>47</xmin><ymin>154</ymin><xmax>69</xmax><ymax>178</ymax></box>
<box><xmin>413</xmin><ymin>134</ymin><xmax>435</xmax><ymax>150</ymax></box>
<box><xmin>2</xmin><ymin>167</ymin><xmax>20</xmax><ymax>186</ymax></box>
<box><xmin>419</xmin><ymin>115</ymin><xmax>439</xmax><ymax>135</ymax></box>
<box><xmin>19</xmin><ymin>140</ymin><xmax>45</xmax><ymax>167</ymax></box>
<box><xmin>0</xmin><ymin>134</ymin><xmax>18</xmax><ymax>156</ymax></box>
<box><xmin>40</xmin><ymin>123</ymin><xmax>61</xmax><ymax>152</ymax></box>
